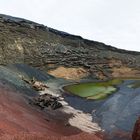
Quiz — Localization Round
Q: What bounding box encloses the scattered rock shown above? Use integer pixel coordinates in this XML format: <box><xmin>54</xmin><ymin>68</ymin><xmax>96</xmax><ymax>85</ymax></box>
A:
<box><xmin>65</xmin><ymin>122</ymin><xmax>71</xmax><ymax>127</ymax></box>
<box><xmin>22</xmin><ymin>76</ymin><xmax>48</xmax><ymax>91</ymax></box>
<box><xmin>31</xmin><ymin>94</ymin><xmax>63</xmax><ymax>110</ymax></box>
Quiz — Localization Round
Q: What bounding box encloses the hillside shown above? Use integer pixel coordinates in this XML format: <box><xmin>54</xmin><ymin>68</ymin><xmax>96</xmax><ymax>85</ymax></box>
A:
<box><xmin>0</xmin><ymin>14</ymin><xmax>140</xmax><ymax>80</ymax></box>
<box><xmin>0</xmin><ymin>14</ymin><xmax>140</xmax><ymax>140</ymax></box>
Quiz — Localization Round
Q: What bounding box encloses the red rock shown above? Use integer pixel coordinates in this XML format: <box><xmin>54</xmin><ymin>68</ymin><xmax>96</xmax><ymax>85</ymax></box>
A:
<box><xmin>0</xmin><ymin>84</ymin><xmax>102</xmax><ymax>140</ymax></box>
<box><xmin>0</xmin><ymin>132</ymin><xmax>102</xmax><ymax>140</ymax></box>
<box><xmin>132</xmin><ymin>117</ymin><xmax>140</xmax><ymax>140</ymax></box>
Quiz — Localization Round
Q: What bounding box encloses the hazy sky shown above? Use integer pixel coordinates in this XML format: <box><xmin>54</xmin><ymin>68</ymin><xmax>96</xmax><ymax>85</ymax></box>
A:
<box><xmin>0</xmin><ymin>0</ymin><xmax>140</xmax><ymax>51</ymax></box>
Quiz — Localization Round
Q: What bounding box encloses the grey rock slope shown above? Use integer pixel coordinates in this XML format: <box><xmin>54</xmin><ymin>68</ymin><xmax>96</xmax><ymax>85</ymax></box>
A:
<box><xmin>95</xmin><ymin>80</ymin><xmax>140</xmax><ymax>132</ymax></box>
<box><xmin>0</xmin><ymin>64</ymin><xmax>53</xmax><ymax>96</ymax></box>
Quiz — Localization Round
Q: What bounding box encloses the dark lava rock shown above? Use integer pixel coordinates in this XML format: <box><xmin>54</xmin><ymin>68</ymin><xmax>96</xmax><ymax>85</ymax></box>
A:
<box><xmin>31</xmin><ymin>94</ymin><xmax>62</xmax><ymax>110</ymax></box>
<box><xmin>132</xmin><ymin>117</ymin><xmax>140</xmax><ymax>140</ymax></box>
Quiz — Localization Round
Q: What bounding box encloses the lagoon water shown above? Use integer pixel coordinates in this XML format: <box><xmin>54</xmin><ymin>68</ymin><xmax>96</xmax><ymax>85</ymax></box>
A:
<box><xmin>64</xmin><ymin>79</ymin><xmax>123</xmax><ymax>100</ymax></box>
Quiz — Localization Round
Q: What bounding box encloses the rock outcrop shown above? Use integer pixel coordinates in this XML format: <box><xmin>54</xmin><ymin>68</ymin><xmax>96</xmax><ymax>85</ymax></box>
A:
<box><xmin>0</xmin><ymin>14</ymin><xmax>140</xmax><ymax>79</ymax></box>
<box><xmin>132</xmin><ymin>117</ymin><xmax>140</xmax><ymax>140</ymax></box>
<box><xmin>31</xmin><ymin>94</ymin><xmax>63</xmax><ymax>110</ymax></box>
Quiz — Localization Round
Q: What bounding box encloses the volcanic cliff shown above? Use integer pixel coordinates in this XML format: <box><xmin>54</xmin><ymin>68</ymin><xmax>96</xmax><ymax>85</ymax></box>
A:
<box><xmin>0</xmin><ymin>14</ymin><xmax>140</xmax><ymax>80</ymax></box>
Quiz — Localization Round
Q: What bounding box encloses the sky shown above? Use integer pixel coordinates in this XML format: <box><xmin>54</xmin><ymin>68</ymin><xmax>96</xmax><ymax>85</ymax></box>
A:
<box><xmin>0</xmin><ymin>0</ymin><xmax>140</xmax><ymax>52</ymax></box>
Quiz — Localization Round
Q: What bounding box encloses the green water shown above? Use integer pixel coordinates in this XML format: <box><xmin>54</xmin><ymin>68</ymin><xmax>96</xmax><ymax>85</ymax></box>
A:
<box><xmin>64</xmin><ymin>79</ymin><xmax>123</xmax><ymax>100</ymax></box>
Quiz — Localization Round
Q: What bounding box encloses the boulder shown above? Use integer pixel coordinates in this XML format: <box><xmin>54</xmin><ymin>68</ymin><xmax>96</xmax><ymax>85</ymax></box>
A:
<box><xmin>31</xmin><ymin>94</ymin><xmax>62</xmax><ymax>110</ymax></box>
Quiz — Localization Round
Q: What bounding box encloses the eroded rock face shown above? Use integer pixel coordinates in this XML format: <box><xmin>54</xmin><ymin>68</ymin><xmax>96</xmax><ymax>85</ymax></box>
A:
<box><xmin>132</xmin><ymin>117</ymin><xmax>140</xmax><ymax>140</ymax></box>
<box><xmin>0</xmin><ymin>14</ymin><xmax>140</xmax><ymax>79</ymax></box>
<box><xmin>48</xmin><ymin>66</ymin><xmax>89</xmax><ymax>80</ymax></box>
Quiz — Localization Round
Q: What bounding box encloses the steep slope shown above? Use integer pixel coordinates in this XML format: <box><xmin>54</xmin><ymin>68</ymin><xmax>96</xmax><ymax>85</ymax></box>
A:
<box><xmin>0</xmin><ymin>64</ymin><xmax>103</xmax><ymax>140</ymax></box>
<box><xmin>0</xmin><ymin>14</ymin><xmax>140</xmax><ymax>80</ymax></box>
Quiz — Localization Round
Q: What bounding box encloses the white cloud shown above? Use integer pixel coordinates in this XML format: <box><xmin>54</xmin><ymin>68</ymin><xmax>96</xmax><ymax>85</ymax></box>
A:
<box><xmin>0</xmin><ymin>0</ymin><xmax>140</xmax><ymax>51</ymax></box>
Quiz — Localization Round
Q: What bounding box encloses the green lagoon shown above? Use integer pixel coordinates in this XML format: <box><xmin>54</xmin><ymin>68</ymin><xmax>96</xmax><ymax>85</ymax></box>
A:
<box><xmin>64</xmin><ymin>79</ymin><xmax>123</xmax><ymax>100</ymax></box>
